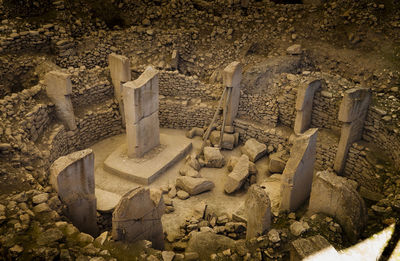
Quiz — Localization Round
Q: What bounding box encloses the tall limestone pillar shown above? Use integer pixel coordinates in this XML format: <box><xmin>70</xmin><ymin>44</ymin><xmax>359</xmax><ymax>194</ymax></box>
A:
<box><xmin>334</xmin><ymin>88</ymin><xmax>371</xmax><ymax>174</ymax></box>
<box><xmin>109</xmin><ymin>53</ymin><xmax>131</xmax><ymax>125</ymax></box>
<box><xmin>123</xmin><ymin>66</ymin><xmax>160</xmax><ymax>158</ymax></box>
<box><xmin>222</xmin><ymin>61</ymin><xmax>242</xmax><ymax>127</ymax></box>
<box><xmin>45</xmin><ymin>71</ymin><xmax>76</xmax><ymax>131</ymax></box>
<box><xmin>294</xmin><ymin>80</ymin><xmax>321</xmax><ymax>134</ymax></box>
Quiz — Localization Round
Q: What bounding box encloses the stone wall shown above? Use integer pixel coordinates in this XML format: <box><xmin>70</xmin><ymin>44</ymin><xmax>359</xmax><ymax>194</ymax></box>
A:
<box><xmin>311</xmin><ymin>89</ymin><xmax>342</xmax><ymax>130</ymax></box>
<box><xmin>277</xmin><ymin>85</ymin><xmax>297</xmax><ymax>128</ymax></box>
<box><xmin>363</xmin><ymin>107</ymin><xmax>400</xmax><ymax>170</ymax></box>
<box><xmin>0</xmin><ymin>25</ymin><xmax>58</xmax><ymax>54</ymax></box>
<box><xmin>159</xmin><ymin>98</ymin><xmax>216</xmax><ymax>129</ymax></box>
<box><xmin>159</xmin><ymin>70</ymin><xmax>221</xmax><ymax>100</ymax></box>
<box><xmin>234</xmin><ymin>118</ymin><xmax>292</xmax><ymax>150</ymax></box>
<box><xmin>314</xmin><ymin>131</ymin><xmax>338</xmax><ymax>172</ymax></box>
<box><xmin>344</xmin><ymin>142</ymin><xmax>380</xmax><ymax>192</ymax></box>
<box><xmin>44</xmin><ymin>104</ymin><xmax>123</xmax><ymax>164</ymax></box>
<box><xmin>238</xmin><ymin>93</ymin><xmax>278</xmax><ymax>127</ymax></box>
<box><xmin>23</xmin><ymin>103</ymin><xmax>54</xmax><ymax>142</ymax></box>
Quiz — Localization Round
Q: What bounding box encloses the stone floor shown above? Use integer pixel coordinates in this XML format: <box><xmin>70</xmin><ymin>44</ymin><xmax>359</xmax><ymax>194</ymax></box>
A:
<box><xmin>91</xmin><ymin>128</ymin><xmax>276</xmax><ymax>241</ymax></box>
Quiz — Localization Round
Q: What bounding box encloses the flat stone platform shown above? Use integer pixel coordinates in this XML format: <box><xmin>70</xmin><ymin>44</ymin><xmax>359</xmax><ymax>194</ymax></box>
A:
<box><xmin>103</xmin><ymin>133</ymin><xmax>192</xmax><ymax>185</ymax></box>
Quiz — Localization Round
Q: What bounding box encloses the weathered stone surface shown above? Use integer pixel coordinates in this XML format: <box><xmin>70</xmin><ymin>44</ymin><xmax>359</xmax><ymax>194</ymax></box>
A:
<box><xmin>108</xmin><ymin>53</ymin><xmax>131</xmax><ymax>124</ymax></box>
<box><xmin>291</xmin><ymin>235</ymin><xmax>338</xmax><ymax>261</ymax></box>
<box><xmin>268</xmin><ymin>151</ymin><xmax>287</xmax><ymax>174</ymax></box>
<box><xmin>308</xmin><ymin>170</ymin><xmax>367</xmax><ymax>243</ymax></box>
<box><xmin>179</xmin><ymin>164</ymin><xmax>200</xmax><ymax>178</ymax></box>
<box><xmin>123</xmin><ymin>66</ymin><xmax>160</xmax><ymax>158</ymax></box>
<box><xmin>294</xmin><ymin>80</ymin><xmax>321</xmax><ymax>134</ymax></box>
<box><xmin>50</xmin><ymin>149</ymin><xmax>98</xmax><ymax>236</ymax></box>
<box><xmin>245</xmin><ymin>185</ymin><xmax>271</xmax><ymax>239</ymax></box>
<box><xmin>241</xmin><ymin>138</ymin><xmax>266</xmax><ymax>162</ymax></box>
<box><xmin>224</xmin><ymin>154</ymin><xmax>250</xmax><ymax>194</ymax></box>
<box><xmin>227</xmin><ymin>156</ymin><xmax>257</xmax><ymax>174</ymax></box>
<box><xmin>203</xmin><ymin>146</ymin><xmax>224</xmax><ymax>168</ymax></box>
<box><xmin>186</xmin><ymin>127</ymin><xmax>204</xmax><ymax>139</ymax></box>
<box><xmin>176</xmin><ymin>176</ymin><xmax>215</xmax><ymax>195</ymax></box>
<box><xmin>334</xmin><ymin>87</ymin><xmax>371</xmax><ymax>174</ymax></box>
<box><xmin>45</xmin><ymin>71</ymin><xmax>76</xmax><ymax>130</ymax></box>
<box><xmin>280</xmin><ymin>128</ymin><xmax>318</xmax><ymax>212</ymax></box>
<box><xmin>186</xmin><ymin>231</ymin><xmax>235</xmax><ymax>260</ymax></box>
<box><xmin>209</xmin><ymin>131</ymin><xmax>236</xmax><ymax>150</ymax></box>
<box><xmin>222</xmin><ymin>61</ymin><xmax>242</xmax><ymax>126</ymax></box>
<box><xmin>112</xmin><ymin>187</ymin><xmax>165</xmax><ymax>249</ymax></box>
<box><xmin>286</xmin><ymin>44</ymin><xmax>302</xmax><ymax>55</ymax></box>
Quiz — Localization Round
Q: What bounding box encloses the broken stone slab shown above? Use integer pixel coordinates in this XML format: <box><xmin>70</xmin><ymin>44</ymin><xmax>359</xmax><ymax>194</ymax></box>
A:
<box><xmin>186</xmin><ymin>127</ymin><xmax>204</xmax><ymax>139</ymax></box>
<box><xmin>241</xmin><ymin>138</ymin><xmax>266</xmax><ymax>163</ymax></box>
<box><xmin>308</xmin><ymin>170</ymin><xmax>367</xmax><ymax>243</ymax></box>
<box><xmin>227</xmin><ymin>156</ymin><xmax>257</xmax><ymax>174</ymax></box>
<box><xmin>260</xmin><ymin>174</ymin><xmax>282</xmax><ymax>217</ymax></box>
<box><xmin>112</xmin><ymin>187</ymin><xmax>165</xmax><ymax>249</ymax></box>
<box><xmin>45</xmin><ymin>71</ymin><xmax>76</xmax><ymax>131</ymax></box>
<box><xmin>50</xmin><ymin>149</ymin><xmax>98</xmax><ymax>236</ymax></box>
<box><xmin>280</xmin><ymin>128</ymin><xmax>318</xmax><ymax>212</ymax></box>
<box><xmin>224</xmin><ymin>154</ymin><xmax>250</xmax><ymax>194</ymax></box>
<box><xmin>222</xmin><ymin>61</ymin><xmax>242</xmax><ymax>126</ymax></box>
<box><xmin>245</xmin><ymin>185</ymin><xmax>271</xmax><ymax>240</ymax></box>
<box><xmin>176</xmin><ymin>176</ymin><xmax>215</xmax><ymax>196</ymax></box>
<box><xmin>179</xmin><ymin>164</ymin><xmax>201</xmax><ymax>178</ymax></box>
<box><xmin>268</xmin><ymin>151</ymin><xmax>288</xmax><ymax>174</ymax></box>
<box><xmin>203</xmin><ymin>146</ymin><xmax>225</xmax><ymax>168</ymax></box>
<box><xmin>185</xmin><ymin>154</ymin><xmax>201</xmax><ymax>171</ymax></box>
<box><xmin>290</xmin><ymin>220</ymin><xmax>310</xmax><ymax>236</ymax></box>
<box><xmin>186</xmin><ymin>231</ymin><xmax>235</xmax><ymax>261</ymax></box>
<box><xmin>291</xmin><ymin>235</ymin><xmax>338</xmax><ymax>261</ymax></box>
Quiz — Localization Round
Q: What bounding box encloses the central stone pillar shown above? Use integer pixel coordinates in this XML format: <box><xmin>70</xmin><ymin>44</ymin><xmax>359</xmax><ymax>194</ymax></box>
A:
<box><xmin>123</xmin><ymin>66</ymin><xmax>160</xmax><ymax>158</ymax></box>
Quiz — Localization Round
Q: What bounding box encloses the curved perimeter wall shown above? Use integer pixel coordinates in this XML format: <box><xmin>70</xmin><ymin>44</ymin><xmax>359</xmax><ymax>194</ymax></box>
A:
<box><xmin>0</xmin><ymin>69</ymin><xmax>398</xmax><ymax>192</ymax></box>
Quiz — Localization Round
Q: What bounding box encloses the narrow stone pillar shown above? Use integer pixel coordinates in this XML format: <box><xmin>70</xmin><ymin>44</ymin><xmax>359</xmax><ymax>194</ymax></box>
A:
<box><xmin>280</xmin><ymin>128</ymin><xmax>318</xmax><ymax>212</ymax></box>
<box><xmin>112</xmin><ymin>187</ymin><xmax>165</xmax><ymax>250</ymax></box>
<box><xmin>45</xmin><ymin>71</ymin><xmax>76</xmax><ymax>131</ymax></box>
<box><xmin>108</xmin><ymin>53</ymin><xmax>131</xmax><ymax>125</ymax></box>
<box><xmin>294</xmin><ymin>79</ymin><xmax>321</xmax><ymax>134</ymax></box>
<box><xmin>245</xmin><ymin>185</ymin><xmax>271</xmax><ymax>239</ymax></box>
<box><xmin>123</xmin><ymin>66</ymin><xmax>160</xmax><ymax>158</ymax></box>
<box><xmin>50</xmin><ymin>149</ymin><xmax>98</xmax><ymax>236</ymax></box>
<box><xmin>222</xmin><ymin>61</ymin><xmax>242</xmax><ymax>126</ymax></box>
<box><xmin>334</xmin><ymin>88</ymin><xmax>371</xmax><ymax>174</ymax></box>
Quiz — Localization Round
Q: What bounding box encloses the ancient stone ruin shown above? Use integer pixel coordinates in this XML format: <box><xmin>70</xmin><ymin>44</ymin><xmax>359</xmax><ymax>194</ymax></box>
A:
<box><xmin>0</xmin><ymin>1</ymin><xmax>399</xmax><ymax>260</ymax></box>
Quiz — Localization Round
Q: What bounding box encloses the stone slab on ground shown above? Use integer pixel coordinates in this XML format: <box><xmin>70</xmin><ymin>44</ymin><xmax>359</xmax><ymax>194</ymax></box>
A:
<box><xmin>104</xmin><ymin>133</ymin><xmax>192</xmax><ymax>185</ymax></box>
<box><xmin>95</xmin><ymin>188</ymin><xmax>123</xmax><ymax>213</ymax></box>
<box><xmin>291</xmin><ymin>235</ymin><xmax>338</xmax><ymax>261</ymax></box>
<box><xmin>241</xmin><ymin>138</ymin><xmax>266</xmax><ymax>162</ymax></box>
<box><xmin>176</xmin><ymin>176</ymin><xmax>215</xmax><ymax>195</ymax></box>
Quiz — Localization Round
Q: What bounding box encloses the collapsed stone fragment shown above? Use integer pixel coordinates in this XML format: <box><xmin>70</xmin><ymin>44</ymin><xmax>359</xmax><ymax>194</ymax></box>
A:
<box><xmin>308</xmin><ymin>170</ymin><xmax>367</xmax><ymax>243</ymax></box>
<box><xmin>112</xmin><ymin>187</ymin><xmax>165</xmax><ymax>249</ymax></box>
<box><xmin>224</xmin><ymin>154</ymin><xmax>250</xmax><ymax>194</ymax></box>
<box><xmin>241</xmin><ymin>138</ymin><xmax>266</xmax><ymax>163</ymax></box>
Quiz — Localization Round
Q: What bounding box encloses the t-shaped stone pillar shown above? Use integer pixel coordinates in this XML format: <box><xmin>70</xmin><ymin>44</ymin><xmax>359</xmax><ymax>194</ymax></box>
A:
<box><xmin>222</xmin><ymin>61</ymin><xmax>242</xmax><ymax>127</ymax></box>
<box><xmin>45</xmin><ymin>71</ymin><xmax>76</xmax><ymax>131</ymax></box>
<box><xmin>109</xmin><ymin>53</ymin><xmax>131</xmax><ymax>125</ymax></box>
<box><xmin>294</xmin><ymin>79</ymin><xmax>321</xmax><ymax>134</ymax></box>
<box><xmin>123</xmin><ymin>66</ymin><xmax>160</xmax><ymax>158</ymax></box>
<box><xmin>334</xmin><ymin>88</ymin><xmax>371</xmax><ymax>175</ymax></box>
